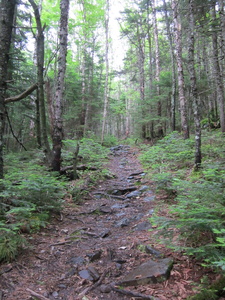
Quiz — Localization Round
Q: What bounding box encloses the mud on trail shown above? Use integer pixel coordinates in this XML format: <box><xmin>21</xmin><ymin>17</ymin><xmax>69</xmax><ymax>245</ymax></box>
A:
<box><xmin>0</xmin><ymin>146</ymin><xmax>218</xmax><ymax>300</ymax></box>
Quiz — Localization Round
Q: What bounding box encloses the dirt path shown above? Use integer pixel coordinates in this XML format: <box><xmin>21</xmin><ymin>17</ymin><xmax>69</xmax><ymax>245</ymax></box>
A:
<box><xmin>0</xmin><ymin>146</ymin><xmax>217</xmax><ymax>299</ymax></box>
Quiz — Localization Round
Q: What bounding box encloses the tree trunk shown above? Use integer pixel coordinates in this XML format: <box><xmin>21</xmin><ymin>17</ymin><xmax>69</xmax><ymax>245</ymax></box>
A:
<box><xmin>29</xmin><ymin>0</ymin><xmax>51</xmax><ymax>157</ymax></box>
<box><xmin>188</xmin><ymin>0</ymin><xmax>201</xmax><ymax>167</ymax></box>
<box><xmin>0</xmin><ymin>0</ymin><xmax>16</xmax><ymax>179</ymax></box>
<box><xmin>152</xmin><ymin>0</ymin><xmax>163</xmax><ymax>137</ymax></box>
<box><xmin>51</xmin><ymin>0</ymin><xmax>69</xmax><ymax>172</ymax></box>
<box><xmin>101</xmin><ymin>0</ymin><xmax>109</xmax><ymax>144</ymax></box>
<box><xmin>211</xmin><ymin>0</ymin><xmax>225</xmax><ymax>132</ymax></box>
<box><xmin>162</xmin><ymin>0</ymin><xmax>176</xmax><ymax>132</ymax></box>
<box><xmin>172</xmin><ymin>0</ymin><xmax>189</xmax><ymax>139</ymax></box>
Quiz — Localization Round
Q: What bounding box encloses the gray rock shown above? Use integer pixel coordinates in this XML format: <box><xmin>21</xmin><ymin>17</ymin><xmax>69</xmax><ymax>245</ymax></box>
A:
<box><xmin>111</xmin><ymin>203</ymin><xmax>129</xmax><ymax>209</ymax></box>
<box><xmin>67</xmin><ymin>256</ymin><xmax>85</xmax><ymax>265</ymax></box>
<box><xmin>118</xmin><ymin>258</ymin><xmax>173</xmax><ymax>286</ymax></box>
<box><xmin>100</xmin><ymin>229</ymin><xmax>111</xmax><ymax>238</ymax></box>
<box><xmin>134</xmin><ymin>221</ymin><xmax>152</xmax><ymax>231</ymax></box>
<box><xmin>100</xmin><ymin>284</ymin><xmax>112</xmax><ymax>293</ymax></box>
<box><xmin>126</xmin><ymin>190</ymin><xmax>141</xmax><ymax>199</ymax></box>
<box><xmin>114</xmin><ymin>218</ymin><xmax>130</xmax><ymax>227</ymax></box>
<box><xmin>87</xmin><ymin>250</ymin><xmax>102</xmax><ymax>262</ymax></box>
<box><xmin>79</xmin><ymin>269</ymin><xmax>93</xmax><ymax>280</ymax></box>
<box><xmin>145</xmin><ymin>245</ymin><xmax>163</xmax><ymax>258</ymax></box>
<box><xmin>143</xmin><ymin>196</ymin><xmax>155</xmax><ymax>202</ymax></box>
<box><xmin>88</xmin><ymin>266</ymin><xmax>100</xmax><ymax>281</ymax></box>
<box><xmin>139</xmin><ymin>185</ymin><xmax>149</xmax><ymax>192</ymax></box>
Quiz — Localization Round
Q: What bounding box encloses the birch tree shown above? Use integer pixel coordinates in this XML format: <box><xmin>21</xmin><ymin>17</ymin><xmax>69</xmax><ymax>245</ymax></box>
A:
<box><xmin>172</xmin><ymin>0</ymin><xmax>189</xmax><ymax>139</ymax></box>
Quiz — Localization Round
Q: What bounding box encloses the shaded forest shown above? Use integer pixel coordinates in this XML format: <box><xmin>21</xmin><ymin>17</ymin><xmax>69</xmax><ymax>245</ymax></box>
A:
<box><xmin>1</xmin><ymin>0</ymin><xmax>225</xmax><ymax>299</ymax></box>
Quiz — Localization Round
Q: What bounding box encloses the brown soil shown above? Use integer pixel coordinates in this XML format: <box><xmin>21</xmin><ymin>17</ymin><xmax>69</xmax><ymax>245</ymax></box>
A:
<box><xmin>0</xmin><ymin>146</ymin><xmax>219</xmax><ymax>299</ymax></box>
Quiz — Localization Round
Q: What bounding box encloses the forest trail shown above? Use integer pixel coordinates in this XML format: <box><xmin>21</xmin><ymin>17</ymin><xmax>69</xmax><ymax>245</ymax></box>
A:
<box><xmin>0</xmin><ymin>146</ymin><xmax>218</xmax><ymax>300</ymax></box>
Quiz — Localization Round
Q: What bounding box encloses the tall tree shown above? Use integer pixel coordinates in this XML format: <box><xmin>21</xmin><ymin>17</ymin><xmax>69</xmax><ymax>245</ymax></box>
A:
<box><xmin>29</xmin><ymin>0</ymin><xmax>51</xmax><ymax>157</ymax></box>
<box><xmin>188</xmin><ymin>0</ymin><xmax>201</xmax><ymax>167</ymax></box>
<box><xmin>0</xmin><ymin>0</ymin><xmax>17</xmax><ymax>179</ymax></box>
<box><xmin>211</xmin><ymin>0</ymin><xmax>225</xmax><ymax>132</ymax></box>
<box><xmin>172</xmin><ymin>0</ymin><xmax>189</xmax><ymax>139</ymax></box>
<box><xmin>51</xmin><ymin>0</ymin><xmax>69</xmax><ymax>172</ymax></box>
<box><xmin>101</xmin><ymin>0</ymin><xmax>110</xmax><ymax>144</ymax></box>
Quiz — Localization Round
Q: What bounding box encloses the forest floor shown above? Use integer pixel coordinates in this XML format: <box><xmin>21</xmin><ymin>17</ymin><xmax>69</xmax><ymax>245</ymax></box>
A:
<box><xmin>0</xmin><ymin>145</ymin><xmax>222</xmax><ymax>300</ymax></box>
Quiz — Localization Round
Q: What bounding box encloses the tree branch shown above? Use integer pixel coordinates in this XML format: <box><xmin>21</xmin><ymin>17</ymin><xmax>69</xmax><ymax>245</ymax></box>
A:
<box><xmin>4</xmin><ymin>83</ymin><xmax>38</xmax><ymax>104</ymax></box>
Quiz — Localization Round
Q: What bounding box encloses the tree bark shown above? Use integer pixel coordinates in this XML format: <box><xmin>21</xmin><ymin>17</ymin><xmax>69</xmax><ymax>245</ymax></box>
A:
<box><xmin>162</xmin><ymin>0</ymin><xmax>176</xmax><ymax>132</ymax></box>
<box><xmin>172</xmin><ymin>0</ymin><xmax>189</xmax><ymax>139</ymax></box>
<box><xmin>188</xmin><ymin>0</ymin><xmax>201</xmax><ymax>167</ymax></box>
<box><xmin>211</xmin><ymin>0</ymin><xmax>225</xmax><ymax>132</ymax></box>
<box><xmin>101</xmin><ymin>0</ymin><xmax>110</xmax><ymax>144</ymax></box>
<box><xmin>28</xmin><ymin>0</ymin><xmax>51</xmax><ymax>156</ymax></box>
<box><xmin>51</xmin><ymin>0</ymin><xmax>69</xmax><ymax>171</ymax></box>
<box><xmin>0</xmin><ymin>0</ymin><xmax>17</xmax><ymax>179</ymax></box>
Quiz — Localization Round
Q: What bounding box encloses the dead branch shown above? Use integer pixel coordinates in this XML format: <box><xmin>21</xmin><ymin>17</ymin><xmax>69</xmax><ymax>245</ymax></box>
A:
<box><xmin>26</xmin><ymin>288</ymin><xmax>49</xmax><ymax>300</ymax></box>
<box><xmin>5</xmin><ymin>83</ymin><xmax>38</xmax><ymax>104</ymax></box>
<box><xmin>111</xmin><ymin>285</ymin><xmax>159</xmax><ymax>300</ymax></box>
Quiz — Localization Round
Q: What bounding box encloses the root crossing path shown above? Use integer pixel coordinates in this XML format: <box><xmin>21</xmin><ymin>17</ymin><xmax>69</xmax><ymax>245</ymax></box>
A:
<box><xmin>0</xmin><ymin>145</ymin><xmax>212</xmax><ymax>300</ymax></box>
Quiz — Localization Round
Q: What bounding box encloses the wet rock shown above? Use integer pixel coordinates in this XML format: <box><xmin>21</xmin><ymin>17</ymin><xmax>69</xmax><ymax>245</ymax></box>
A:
<box><xmin>87</xmin><ymin>250</ymin><xmax>102</xmax><ymax>262</ymax></box>
<box><xmin>126</xmin><ymin>190</ymin><xmax>141</xmax><ymax>199</ymax></box>
<box><xmin>145</xmin><ymin>245</ymin><xmax>163</xmax><ymax>258</ymax></box>
<box><xmin>100</xmin><ymin>284</ymin><xmax>112</xmax><ymax>293</ymax></box>
<box><xmin>134</xmin><ymin>221</ymin><xmax>152</xmax><ymax>231</ymax></box>
<box><xmin>143</xmin><ymin>195</ymin><xmax>155</xmax><ymax>202</ymax></box>
<box><xmin>114</xmin><ymin>218</ymin><xmax>131</xmax><ymax>227</ymax></box>
<box><xmin>118</xmin><ymin>258</ymin><xmax>173</xmax><ymax>286</ymax></box>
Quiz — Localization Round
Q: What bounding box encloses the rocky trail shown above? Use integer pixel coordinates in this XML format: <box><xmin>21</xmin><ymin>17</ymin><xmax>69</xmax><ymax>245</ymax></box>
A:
<box><xmin>0</xmin><ymin>145</ymin><xmax>218</xmax><ymax>300</ymax></box>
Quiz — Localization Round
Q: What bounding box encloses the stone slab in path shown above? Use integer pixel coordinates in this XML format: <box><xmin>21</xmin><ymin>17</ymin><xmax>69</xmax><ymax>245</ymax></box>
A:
<box><xmin>118</xmin><ymin>257</ymin><xmax>173</xmax><ymax>287</ymax></box>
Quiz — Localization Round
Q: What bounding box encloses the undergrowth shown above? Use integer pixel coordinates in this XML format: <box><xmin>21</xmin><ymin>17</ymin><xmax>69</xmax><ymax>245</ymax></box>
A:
<box><xmin>0</xmin><ymin>138</ymin><xmax>111</xmax><ymax>262</ymax></box>
<box><xmin>140</xmin><ymin>130</ymin><xmax>225</xmax><ymax>271</ymax></box>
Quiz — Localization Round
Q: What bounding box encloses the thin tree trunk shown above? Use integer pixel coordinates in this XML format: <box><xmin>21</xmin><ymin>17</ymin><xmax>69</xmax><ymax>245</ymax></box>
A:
<box><xmin>0</xmin><ymin>0</ymin><xmax>16</xmax><ymax>179</ymax></box>
<box><xmin>29</xmin><ymin>0</ymin><xmax>51</xmax><ymax>155</ymax></box>
<box><xmin>188</xmin><ymin>0</ymin><xmax>201</xmax><ymax>167</ymax></box>
<box><xmin>162</xmin><ymin>0</ymin><xmax>176</xmax><ymax>131</ymax></box>
<box><xmin>101</xmin><ymin>0</ymin><xmax>109</xmax><ymax>144</ymax></box>
<box><xmin>211</xmin><ymin>0</ymin><xmax>225</xmax><ymax>132</ymax></box>
<box><xmin>172</xmin><ymin>0</ymin><xmax>189</xmax><ymax>139</ymax></box>
<box><xmin>152</xmin><ymin>0</ymin><xmax>163</xmax><ymax>137</ymax></box>
<box><xmin>51</xmin><ymin>0</ymin><xmax>69</xmax><ymax>171</ymax></box>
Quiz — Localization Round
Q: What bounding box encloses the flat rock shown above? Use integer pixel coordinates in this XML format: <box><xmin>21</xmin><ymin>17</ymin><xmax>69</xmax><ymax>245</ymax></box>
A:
<box><xmin>126</xmin><ymin>190</ymin><xmax>141</xmax><ymax>198</ymax></box>
<box><xmin>118</xmin><ymin>258</ymin><xmax>173</xmax><ymax>286</ymax></box>
<box><xmin>134</xmin><ymin>221</ymin><xmax>152</xmax><ymax>231</ymax></box>
<box><xmin>143</xmin><ymin>195</ymin><xmax>155</xmax><ymax>202</ymax></box>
